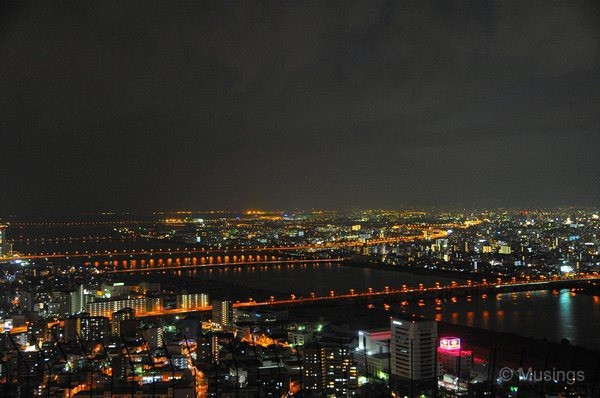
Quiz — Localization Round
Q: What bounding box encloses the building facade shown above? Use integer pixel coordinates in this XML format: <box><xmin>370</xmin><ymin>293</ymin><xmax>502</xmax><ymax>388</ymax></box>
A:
<box><xmin>390</xmin><ymin>316</ymin><xmax>437</xmax><ymax>396</ymax></box>
<box><xmin>212</xmin><ymin>300</ymin><xmax>233</xmax><ymax>327</ymax></box>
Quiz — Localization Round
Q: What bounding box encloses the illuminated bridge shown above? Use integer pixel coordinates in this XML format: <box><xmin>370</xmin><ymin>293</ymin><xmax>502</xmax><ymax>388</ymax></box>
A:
<box><xmin>232</xmin><ymin>275</ymin><xmax>600</xmax><ymax>307</ymax></box>
<box><xmin>127</xmin><ymin>275</ymin><xmax>600</xmax><ymax>318</ymax></box>
<box><xmin>3</xmin><ymin>220</ymin><xmax>476</xmax><ymax>261</ymax></box>
<box><xmin>4</xmin><ymin>233</ymin><xmax>448</xmax><ymax>263</ymax></box>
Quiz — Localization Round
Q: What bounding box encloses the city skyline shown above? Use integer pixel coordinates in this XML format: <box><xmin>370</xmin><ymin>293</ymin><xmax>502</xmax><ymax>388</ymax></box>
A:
<box><xmin>1</xmin><ymin>1</ymin><xmax>599</xmax><ymax>215</ymax></box>
<box><xmin>0</xmin><ymin>207</ymin><xmax>598</xmax><ymax>396</ymax></box>
<box><xmin>1</xmin><ymin>2</ymin><xmax>599</xmax><ymax>396</ymax></box>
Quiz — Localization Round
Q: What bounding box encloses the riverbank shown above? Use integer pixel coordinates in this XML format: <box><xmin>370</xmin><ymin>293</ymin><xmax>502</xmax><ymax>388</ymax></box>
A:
<box><xmin>343</xmin><ymin>259</ymin><xmax>494</xmax><ymax>281</ymax></box>
<box><xmin>287</xmin><ymin>300</ymin><xmax>600</xmax><ymax>380</ymax></box>
<box><xmin>439</xmin><ymin>321</ymin><xmax>600</xmax><ymax>371</ymax></box>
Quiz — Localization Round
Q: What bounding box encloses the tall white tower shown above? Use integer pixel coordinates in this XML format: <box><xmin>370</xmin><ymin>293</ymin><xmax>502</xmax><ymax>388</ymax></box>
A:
<box><xmin>390</xmin><ymin>315</ymin><xmax>437</xmax><ymax>382</ymax></box>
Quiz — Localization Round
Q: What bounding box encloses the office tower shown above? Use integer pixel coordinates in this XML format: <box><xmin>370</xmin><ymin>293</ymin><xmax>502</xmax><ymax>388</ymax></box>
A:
<box><xmin>112</xmin><ymin>307</ymin><xmax>135</xmax><ymax>336</ymax></box>
<box><xmin>212</xmin><ymin>299</ymin><xmax>233</xmax><ymax>327</ymax></box>
<box><xmin>357</xmin><ymin>328</ymin><xmax>391</xmax><ymax>355</ymax></box>
<box><xmin>390</xmin><ymin>315</ymin><xmax>437</xmax><ymax>396</ymax></box>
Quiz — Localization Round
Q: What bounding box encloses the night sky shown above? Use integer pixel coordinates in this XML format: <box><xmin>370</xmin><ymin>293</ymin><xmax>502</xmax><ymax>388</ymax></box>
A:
<box><xmin>1</xmin><ymin>1</ymin><xmax>599</xmax><ymax>215</ymax></box>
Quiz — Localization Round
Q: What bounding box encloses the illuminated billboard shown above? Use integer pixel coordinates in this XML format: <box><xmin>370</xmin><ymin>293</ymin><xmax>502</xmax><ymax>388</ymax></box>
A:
<box><xmin>439</xmin><ymin>337</ymin><xmax>461</xmax><ymax>351</ymax></box>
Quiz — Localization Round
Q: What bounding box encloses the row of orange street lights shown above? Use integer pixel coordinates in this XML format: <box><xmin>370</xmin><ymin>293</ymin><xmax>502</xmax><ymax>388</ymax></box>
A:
<box><xmin>10</xmin><ymin>232</ymin><xmax>443</xmax><ymax>260</ymax></box>
<box><xmin>124</xmin><ymin>274</ymin><xmax>600</xmax><ymax>319</ymax></box>
<box><xmin>232</xmin><ymin>274</ymin><xmax>599</xmax><ymax>308</ymax></box>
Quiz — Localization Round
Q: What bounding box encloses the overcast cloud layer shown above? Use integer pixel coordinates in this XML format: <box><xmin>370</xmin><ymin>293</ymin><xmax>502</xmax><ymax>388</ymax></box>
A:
<box><xmin>1</xmin><ymin>1</ymin><xmax>599</xmax><ymax>215</ymax></box>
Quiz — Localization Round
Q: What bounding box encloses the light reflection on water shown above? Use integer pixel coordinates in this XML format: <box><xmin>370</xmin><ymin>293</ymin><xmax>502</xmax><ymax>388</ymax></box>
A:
<box><xmin>195</xmin><ymin>262</ymin><xmax>453</xmax><ymax>295</ymax></box>
<box><xmin>407</xmin><ymin>290</ymin><xmax>600</xmax><ymax>350</ymax></box>
<box><xmin>194</xmin><ymin>263</ymin><xmax>600</xmax><ymax>350</ymax></box>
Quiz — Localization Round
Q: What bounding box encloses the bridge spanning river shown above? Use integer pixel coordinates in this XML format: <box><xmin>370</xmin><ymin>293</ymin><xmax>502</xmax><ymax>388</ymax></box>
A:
<box><xmin>5</xmin><ymin>223</ymin><xmax>456</xmax><ymax>261</ymax></box>
<box><xmin>4</xmin><ymin>234</ymin><xmax>451</xmax><ymax>273</ymax></box>
<box><xmin>131</xmin><ymin>274</ymin><xmax>600</xmax><ymax>318</ymax></box>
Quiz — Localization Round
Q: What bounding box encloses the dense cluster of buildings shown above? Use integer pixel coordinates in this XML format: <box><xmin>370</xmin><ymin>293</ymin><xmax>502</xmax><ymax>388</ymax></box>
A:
<box><xmin>0</xmin><ymin>209</ymin><xmax>596</xmax><ymax>396</ymax></box>
<box><xmin>356</xmin><ymin>209</ymin><xmax>600</xmax><ymax>278</ymax></box>
<box><xmin>138</xmin><ymin>209</ymin><xmax>600</xmax><ymax>279</ymax></box>
<box><xmin>5</xmin><ymin>209</ymin><xmax>599</xmax><ymax>278</ymax></box>
<box><xmin>0</xmin><ymin>277</ymin><xmax>589</xmax><ymax>397</ymax></box>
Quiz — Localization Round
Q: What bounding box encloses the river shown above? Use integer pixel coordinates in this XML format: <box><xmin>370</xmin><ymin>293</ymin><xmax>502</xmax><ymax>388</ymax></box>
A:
<box><xmin>192</xmin><ymin>262</ymin><xmax>600</xmax><ymax>350</ymax></box>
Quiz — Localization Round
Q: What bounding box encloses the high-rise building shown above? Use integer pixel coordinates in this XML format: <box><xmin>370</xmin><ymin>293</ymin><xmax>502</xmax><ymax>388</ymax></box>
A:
<box><xmin>120</xmin><ymin>319</ymin><xmax>141</xmax><ymax>339</ymax></box>
<box><xmin>17</xmin><ymin>345</ymin><xmax>41</xmax><ymax>382</ymax></box>
<box><xmin>177</xmin><ymin>293</ymin><xmax>209</xmax><ymax>310</ymax></box>
<box><xmin>212</xmin><ymin>300</ymin><xmax>233</xmax><ymax>327</ymax></box>
<box><xmin>302</xmin><ymin>344</ymin><xmax>322</xmax><ymax>392</ymax></box>
<box><xmin>80</xmin><ymin>316</ymin><xmax>109</xmax><ymax>342</ymax></box>
<box><xmin>111</xmin><ymin>354</ymin><xmax>129</xmax><ymax>381</ymax></box>
<box><xmin>112</xmin><ymin>307</ymin><xmax>135</xmax><ymax>336</ymax></box>
<box><xmin>64</xmin><ymin>315</ymin><xmax>109</xmax><ymax>343</ymax></box>
<box><xmin>51</xmin><ymin>292</ymin><xmax>70</xmax><ymax>316</ymax></box>
<box><xmin>0</xmin><ymin>224</ymin><xmax>7</xmax><ymax>257</ymax></box>
<box><xmin>69</xmin><ymin>285</ymin><xmax>95</xmax><ymax>315</ymax></box>
<box><xmin>18</xmin><ymin>291</ymin><xmax>35</xmax><ymax>312</ymax></box>
<box><xmin>357</xmin><ymin>328</ymin><xmax>391</xmax><ymax>355</ymax></box>
<box><xmin>390</xmin><ymin>315</ymin><xmax>437</xmax><ymax>396</ymax></box>
<box><xmin>436</xmin><ymin>238</ymin><xmax>449</xmax><ymax>250</ymax></box>
<box><xmin>86</xmin><ymin>297</ymin><xmax>157</xmax><ymax>317</ymax></box>
<box><xmin>142</xmin><ymin>326</ymin><xmax>164</xmax><ymax>349</ymax></box>
<box><xmin>302</xmin><ymin>338</ymin><xmax>358</xmax><ymax>396</ymax></box>
<box><xmin>197</xmin><ymin>334</ymin><xmax>219</xmax><ymax>364</ymax></box>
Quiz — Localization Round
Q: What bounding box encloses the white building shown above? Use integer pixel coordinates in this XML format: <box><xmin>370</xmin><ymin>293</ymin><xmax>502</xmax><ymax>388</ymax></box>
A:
<box><xmin>390</xmin><ymin>316</ymin><xmax>437</xmax><ymax>381</ymax></box>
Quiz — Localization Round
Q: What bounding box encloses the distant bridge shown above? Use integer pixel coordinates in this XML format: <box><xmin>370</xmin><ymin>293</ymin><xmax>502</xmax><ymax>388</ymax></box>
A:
<box><xmin>4</xmin><ymin>233</ymin><xmax>447</xmax><ymax>262</ymax></box>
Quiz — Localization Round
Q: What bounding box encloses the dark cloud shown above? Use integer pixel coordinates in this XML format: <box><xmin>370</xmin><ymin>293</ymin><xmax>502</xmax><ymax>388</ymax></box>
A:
<box><xmin>1</xmin><ymin>1</ymin><xmax>599</xmax><ymax>215</ymax></box>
